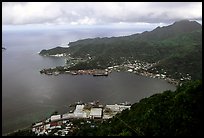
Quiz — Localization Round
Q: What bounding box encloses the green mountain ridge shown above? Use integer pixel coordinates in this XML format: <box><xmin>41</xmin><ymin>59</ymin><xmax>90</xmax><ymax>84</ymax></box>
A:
<box><xmin>40</xmin><ymin>20</ymin><xmax>202</xmax><ymax>80</ymax></box>
<box><xmin>131</xmin><ymin>19</ymin><xmax>202</xmax><ymax>41</ymax></box>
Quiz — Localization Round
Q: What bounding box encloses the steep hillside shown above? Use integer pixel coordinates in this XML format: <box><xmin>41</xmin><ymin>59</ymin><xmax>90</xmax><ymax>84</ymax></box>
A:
<box><xmin>130</xmin><ymin>19</ymin><xmax>202</xmax><ymax>41</ymax></box>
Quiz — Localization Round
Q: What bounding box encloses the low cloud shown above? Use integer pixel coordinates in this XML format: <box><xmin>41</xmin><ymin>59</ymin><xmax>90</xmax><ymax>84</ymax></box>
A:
<box><xmin>2</xmin><ymin>2</ymin><xmax>202</xmax><ymax>26</ymax></box>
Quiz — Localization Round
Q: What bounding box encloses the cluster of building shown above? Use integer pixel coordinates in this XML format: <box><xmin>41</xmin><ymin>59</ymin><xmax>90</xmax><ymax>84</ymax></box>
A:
<box><xmin>40</xmin><ymin>54</ymin><xmax>186</xmax><ymax>86</ymax></box>
<box><xmin>68</xmin><ymin>69</ymin><xmax>109</xmax><ymax>76</ymax></box>
<box><xmin>62</xmin><ymin>102</ymin><xmax>131</xmax><ymax>120</ymax></box>
<box><xmin>40</xmin><ymin>68</ymin><xmax>109</xmax><ymax>76</ymax></box>
<box><xmin>107</xmin><ymin>60</ymin><xmax>156</xmax><ymax>73</ymax></box>
<box><xmin>32</xmin><ymin>101</ymin><xmax>131</xmax><ymax>136</ymax></box>
<box><xmin>106</xmin><ymin>60</ymin><xmax>182</xmax><ymax>85</ymax></box>
<box><xmin>32</xmin><ymin>118</ymin><xmax>74</xmax><ymax>136</ymax></box>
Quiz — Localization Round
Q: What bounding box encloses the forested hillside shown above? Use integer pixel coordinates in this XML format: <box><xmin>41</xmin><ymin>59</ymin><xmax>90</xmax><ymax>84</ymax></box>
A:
<box><xmin>40</xmin><ymin>20</ymin><xmax>202</xmax><ymax>80</ymax></box>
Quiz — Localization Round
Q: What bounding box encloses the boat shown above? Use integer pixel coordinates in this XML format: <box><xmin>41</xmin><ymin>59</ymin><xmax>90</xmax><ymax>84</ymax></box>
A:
<box><xmin>93</xmin><ymin>74</ymin><xmax>108</xmax><ymax>76</ymax></box>
<box><xmin>54</xmin><ymin>72</ymin><xmax>60</xmax><ymax>76</ymax></box>
<box><xmin>93</xmin><ymin>72</ymin><xmax>108</xmax><ymax>76</ymax></box>
<box><xmin>71</xmin><ymin>72</ymin><xmax>77</xmax><ymax>75</ymax></box>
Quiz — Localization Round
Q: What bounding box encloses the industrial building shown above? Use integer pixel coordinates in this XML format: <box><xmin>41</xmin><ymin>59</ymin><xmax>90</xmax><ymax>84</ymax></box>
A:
<box><xmin>90</xmin><ymin>108</ymin><xmax>102</xmax><ymax>119</ymax></box>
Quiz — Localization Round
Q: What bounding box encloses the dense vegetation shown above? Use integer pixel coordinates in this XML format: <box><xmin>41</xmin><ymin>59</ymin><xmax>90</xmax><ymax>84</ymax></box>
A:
<box><xmin>40</xmin><ymin>20</ymin><xmax>202</xmax><ymax>80</ymax></box>
<box><xmin>74</xmin><ymin>80</ymin><xmax>203</xmax><ymax>136</ymax></box>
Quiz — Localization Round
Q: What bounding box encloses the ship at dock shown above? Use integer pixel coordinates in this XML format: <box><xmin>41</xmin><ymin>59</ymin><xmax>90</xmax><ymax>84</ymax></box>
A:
<box><xmin>93</xmin><ymin>70</ymin><xmax>108</xmax><ymax>76</ymax></box>
<box><xmin>93</xmin><ymin>73</ymin><xmax>108</xmax><ymax>77</ymax></box>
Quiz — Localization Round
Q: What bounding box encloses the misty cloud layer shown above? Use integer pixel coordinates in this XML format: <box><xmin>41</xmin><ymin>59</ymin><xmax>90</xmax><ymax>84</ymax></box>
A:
<box><xmin>2</xmin><ymin>2</ymin><xmax>202</xmax><ymax>26</ymax></box>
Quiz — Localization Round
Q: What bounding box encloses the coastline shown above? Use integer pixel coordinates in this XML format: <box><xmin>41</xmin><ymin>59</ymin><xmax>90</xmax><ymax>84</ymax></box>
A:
<box><xmin>38</xmin><ymin>53</ymin><xmax>182</xmax><ymax>86</ymax></box>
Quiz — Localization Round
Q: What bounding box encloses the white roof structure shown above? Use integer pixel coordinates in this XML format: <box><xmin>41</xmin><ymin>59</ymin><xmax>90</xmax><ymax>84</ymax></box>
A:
<box><xmin>33</xmin><ymin>122</ymin><xmax>43</xmax><ymax>127</ymax></box>
<box><xmin>45</xmin><ymin>124</ymin><xmax>50</xmax><ymax>130</ymax></box>
<box><xmin>106</xmin><ymin>104</ymin><xmax>131</xmax><ymax>112</ymax></box>
<box><xmin>75</xmin><ymin>105</ymin><xmax>84</xmax><ymax>110</ymax></box>
<box><xmin>51</xmin><ymin>115</ymin><xmax>61</xmax><ymax>121</ymax></box>
<box><xmin>73</xmin><ymin>105</ymin><xmax>88</xmax><ymax>118</ymax></box>
<box><xmin>103</xmin><ymin>114</ymin><xmax>113</xmax><ymax>119</ymax></box>
<box><xmin>90</xmin><ymin>108</ymin><xmax>102</xmax><ymax>118</ymax></box>
<box><xmin>128</xmin><ymin>69</ymin><xmax>133</xmax><ymax>72</ymax></box>
<box><xmin>62</xmin><ymin>113</ymin><xmax>74</xmax><ymax>119</ymax></box>
<box><xmin>32</xmin><ymin>128</ymin><xmax>36</xmax><ymax>132</ymax></box>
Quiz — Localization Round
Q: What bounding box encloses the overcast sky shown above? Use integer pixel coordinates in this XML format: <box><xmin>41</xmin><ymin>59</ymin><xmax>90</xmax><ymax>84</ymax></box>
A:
<box><xmin>2</xmin><ymin>2</ymin><xmax>202</xmax><ymax>30</ymax></box>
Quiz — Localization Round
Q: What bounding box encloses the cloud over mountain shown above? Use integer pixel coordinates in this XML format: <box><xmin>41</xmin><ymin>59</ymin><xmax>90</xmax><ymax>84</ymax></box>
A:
<box><xmin>2</xmin><ymin>2</ymin><xmax>202</xmax><ymax>25</ymax></box>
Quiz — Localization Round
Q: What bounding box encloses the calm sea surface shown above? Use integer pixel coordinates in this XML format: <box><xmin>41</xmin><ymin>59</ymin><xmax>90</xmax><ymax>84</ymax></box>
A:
<box><xmin>2</xmin><ymin>28</ymin><xmax>176</xmax><ymax>135</ymax></box>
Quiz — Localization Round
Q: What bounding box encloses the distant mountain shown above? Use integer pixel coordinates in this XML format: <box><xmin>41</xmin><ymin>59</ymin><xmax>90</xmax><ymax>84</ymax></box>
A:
<box><xmin>129</xmin><ymin>19</ymin><xmax>202</xmax><ymax>41</ymax></box>
<box><xmin>39</xmin><ymin>20</ymin><xmax>202</xmax><ymax>80</ymax></box>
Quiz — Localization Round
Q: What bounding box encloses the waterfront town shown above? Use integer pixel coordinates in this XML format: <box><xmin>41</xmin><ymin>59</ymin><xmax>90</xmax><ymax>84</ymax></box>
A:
<box><xmin>39</xmin><ymin>54</ymin><xmax>191</xmax><ymax>85</ymax></box>
<box><xmin>31</xmin><ymin>101</ymin><xmax>131</xmax><ymax>136</ymax></box>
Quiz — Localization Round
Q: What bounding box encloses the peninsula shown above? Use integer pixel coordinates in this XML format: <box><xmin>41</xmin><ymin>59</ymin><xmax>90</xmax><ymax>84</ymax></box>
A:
<box><xmin>39</xmin><ymin>20</ymin><xmax>202</xmax><ymax>82</ymax></box>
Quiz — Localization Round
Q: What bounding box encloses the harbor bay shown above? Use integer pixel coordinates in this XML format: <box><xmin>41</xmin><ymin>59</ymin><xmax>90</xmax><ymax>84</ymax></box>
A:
<box><xmin>2</xmin><ymin>28</ymin><xmax>176</xmax><ymax>135</ymax></box>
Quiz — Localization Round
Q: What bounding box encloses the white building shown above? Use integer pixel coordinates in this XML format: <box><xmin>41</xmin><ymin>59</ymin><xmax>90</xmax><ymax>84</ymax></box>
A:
<box><xmin>103</xmin><ymin>114</ymin><xmax>113</xmax><ymax>119</ymax></box>
<box><xmin>62</xmin><ymin>113</ymin><xmax>74</xmax><ymax>119</ymax></box>
<box><xmin>33</xmin><ymin>122</ymin><xmax>43</xmax><ymax>127</ymax></box>
<box><xmin>32</xmin><ymin>128</ymin><xmax>36</xmax><ymax>132</ymax></box>
<box><xmin>45</xmin><ymin>124</ymin><xmax>50</xmax><ymax>130</ymax></box>
<box><xmin>51</xmin><ymin>115</ymin><xmax>61</xmax><ymax>122</ymax></box>
<box><xmin>90</xmin><ymin>108</ymin><xmax>102</xmax><ymax>119</ymax></box>
<box><xmin>128</xmin><ymin>69</ymin><xmax>133</xmax><ymax>72</ymax></box>
<box><xmin>106</xmin><ymin>104</ymin><xmax>131</xmax><ymax>112</ymax></box>
<box><xmin>73</xmin><ymin>105</ymin><xmax>88</xmax><ymax>118</ymax></box>
<box><xmin>45</xmin><ymin>118</ymin><xmax>50</xmax><ymax>123</ymax></box>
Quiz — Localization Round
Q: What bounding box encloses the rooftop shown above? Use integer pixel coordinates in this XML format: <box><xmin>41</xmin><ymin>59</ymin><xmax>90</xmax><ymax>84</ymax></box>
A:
<box><xmin>90</xmin><ymin>108</ymin><xmax>102</xmax><ymax>116</ymax></box>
